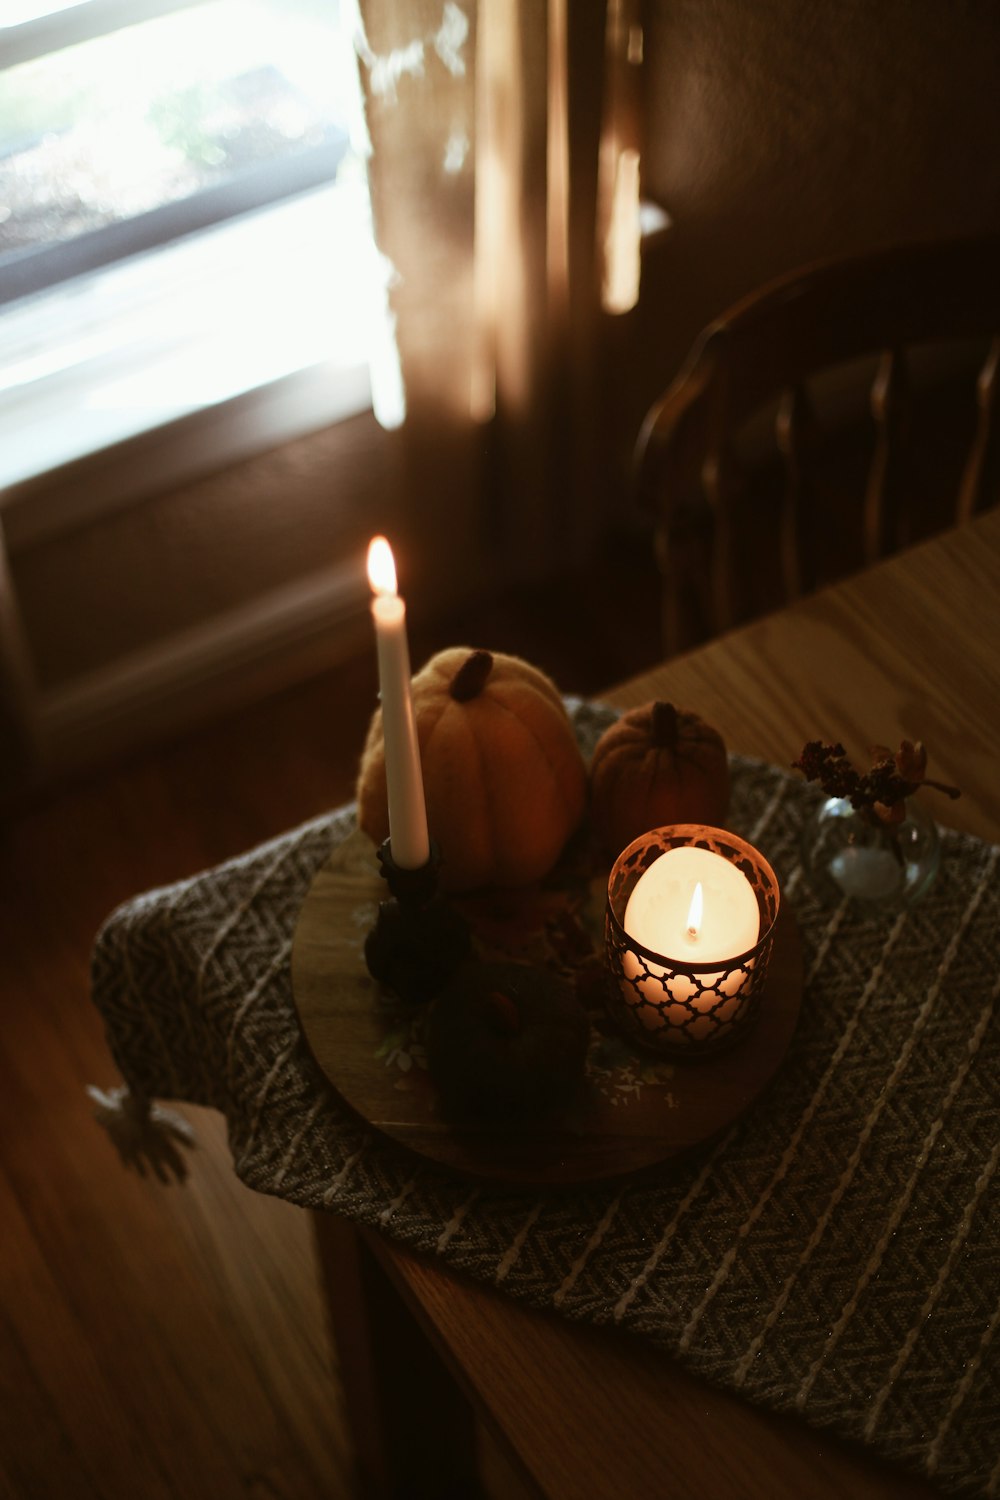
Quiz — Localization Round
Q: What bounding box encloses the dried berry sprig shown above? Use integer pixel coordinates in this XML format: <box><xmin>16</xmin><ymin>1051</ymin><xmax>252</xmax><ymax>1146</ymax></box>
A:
<box><xmin>792</xmin><ymin>739</ymin><xmax>960</xmax><ymax>826</ymax></box>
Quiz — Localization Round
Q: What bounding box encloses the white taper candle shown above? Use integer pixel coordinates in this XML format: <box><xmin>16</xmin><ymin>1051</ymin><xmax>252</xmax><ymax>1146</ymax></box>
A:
<box><xmin>366</xmin><ymin>537</ymin><xmax>430</xmax><ymax>869</ymax></box>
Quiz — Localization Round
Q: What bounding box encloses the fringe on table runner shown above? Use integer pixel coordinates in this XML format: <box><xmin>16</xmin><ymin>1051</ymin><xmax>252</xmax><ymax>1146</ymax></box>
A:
<box><xmin>87</xmin><ymin>1084</ymin><xmax>196</xmax><ymax>1184</ymax></box>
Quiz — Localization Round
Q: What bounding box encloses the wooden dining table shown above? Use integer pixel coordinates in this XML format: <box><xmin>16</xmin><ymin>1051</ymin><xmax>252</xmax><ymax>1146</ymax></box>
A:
<box><xmin>314</xmin><ymin>507</ymin><xmax>1000</xmax><ymax>1500</ymax></box>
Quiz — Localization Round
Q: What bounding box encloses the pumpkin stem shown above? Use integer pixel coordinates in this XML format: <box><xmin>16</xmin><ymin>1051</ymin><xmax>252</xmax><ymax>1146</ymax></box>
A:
<box><xmin>450</xmin><ymin>649</ymin><xmax>494</xmax><ymax>702</ymax></box>
<box><xmin>651</xmin><ymin>700</ymin><xmax>679</xmax><ymax>748</ymax></box>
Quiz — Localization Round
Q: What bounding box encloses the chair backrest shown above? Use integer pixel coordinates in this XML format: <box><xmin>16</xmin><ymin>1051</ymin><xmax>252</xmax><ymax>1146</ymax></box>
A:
<box><xmin>634</xmin><ymin>236</ymin><xmax>1000</xmax><ymax>656</ymax></box>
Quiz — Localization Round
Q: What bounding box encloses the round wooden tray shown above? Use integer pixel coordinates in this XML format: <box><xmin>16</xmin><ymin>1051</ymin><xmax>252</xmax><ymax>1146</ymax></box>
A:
<box><xmin>291</xmin><ymin>829</ymin><xmax>804</xmax><ymax>1188</ymax></box>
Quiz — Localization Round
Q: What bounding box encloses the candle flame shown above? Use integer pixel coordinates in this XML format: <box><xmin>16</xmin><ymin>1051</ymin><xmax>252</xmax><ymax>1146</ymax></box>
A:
<box><xmin>686</xmin><ymin>881</ymin><xmax>703</xmax><ymax>939</ymax></box>
<box><xmin>367</xmin><ymin>535</ymin><xmax>397</xmax><ymax>596</ymax></box>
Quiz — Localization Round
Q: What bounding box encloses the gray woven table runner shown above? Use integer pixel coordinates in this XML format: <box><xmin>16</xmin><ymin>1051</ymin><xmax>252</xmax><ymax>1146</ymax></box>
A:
<box><xmin>90</xmin><ymin>705</ymin><xmax>1000</xmax><ymax>1497</ymax></box>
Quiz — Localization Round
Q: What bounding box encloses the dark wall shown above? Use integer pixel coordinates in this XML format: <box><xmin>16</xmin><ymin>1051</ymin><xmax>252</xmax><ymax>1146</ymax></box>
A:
<box><xmin>610</xmin><ymin>0</ymin><xmax>1000</xmax><ymax>452</ymax></box>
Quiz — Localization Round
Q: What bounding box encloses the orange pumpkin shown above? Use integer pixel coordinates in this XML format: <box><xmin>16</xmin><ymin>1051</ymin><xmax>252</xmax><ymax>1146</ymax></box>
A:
<box><xmin>589</xmin><ymin>701</ymin><xmax>730</xmax><ymax>854</ymax></box>
<box><xmin>357</xmin><ymin>647</ymin><xmax>587</xmax><ymax>892</ymax></box>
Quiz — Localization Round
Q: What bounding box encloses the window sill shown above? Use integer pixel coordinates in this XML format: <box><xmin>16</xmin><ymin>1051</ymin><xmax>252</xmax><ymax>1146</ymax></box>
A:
<box><xmin>0</xmin><ymin>177</ymin><xmax>377</xmax><ymax>548</ymax></box>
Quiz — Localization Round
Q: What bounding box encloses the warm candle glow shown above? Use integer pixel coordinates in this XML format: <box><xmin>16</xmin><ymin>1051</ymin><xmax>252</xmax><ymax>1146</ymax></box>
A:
<box><xmin>609</xmin><ymin>830</ymin><xmax>779</xmax><ymax>1052</ymax></box>
<box><xmin>625</xmin><ymin>848</ymin><xmax>758</xmax><ymax>968</ymax></box>
<box><xmin>622</xmin><ymin>846</ymin><xmax>760</xmax><ymax>1030</ymax></box>
<box><xmin>365</xmin><ymin>533</ymin><xmax>429</xmax><ymax>869</ymax></box>
<box><xmin>367</xmin><ymin>535</ymin><xmax>397</xmax><ymax>596</ymax></box>
<box><xmin>686</xmin><ymin>882</ymin><xmax>703</xmax><ymax>939</ymax></box>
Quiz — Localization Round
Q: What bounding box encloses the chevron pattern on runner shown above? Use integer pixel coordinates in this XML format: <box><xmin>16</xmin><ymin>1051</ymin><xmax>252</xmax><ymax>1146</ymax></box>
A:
<box><xmin>90</xmin><ymin>706</ymin><xmax>1000</xmax><ymax>1498</ymax></box>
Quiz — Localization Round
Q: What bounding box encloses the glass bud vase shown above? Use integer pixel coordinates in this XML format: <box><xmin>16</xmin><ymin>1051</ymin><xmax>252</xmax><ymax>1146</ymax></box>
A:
<box><xmin>802</xmin><ymin>796</ymin><xmax>941</xmax><ymax>909</ymax></box>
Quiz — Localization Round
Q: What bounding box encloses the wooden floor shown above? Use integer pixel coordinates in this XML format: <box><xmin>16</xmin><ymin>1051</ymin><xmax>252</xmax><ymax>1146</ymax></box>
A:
<box><xmin>0</xmin><ymin>544</ymin><xmax>661</xmax><ymax>1500</ymax></box>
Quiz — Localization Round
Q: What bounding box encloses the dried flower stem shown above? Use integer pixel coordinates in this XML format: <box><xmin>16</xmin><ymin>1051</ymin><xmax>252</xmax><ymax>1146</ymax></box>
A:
<box><xmin>792</xmin><ymin>739</ymin><xmax>960</xmax><ymax>827</ymax></box>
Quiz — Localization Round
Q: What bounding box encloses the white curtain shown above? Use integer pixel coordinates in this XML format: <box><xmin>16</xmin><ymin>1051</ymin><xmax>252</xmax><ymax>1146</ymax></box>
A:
<box><xmin>354</xmin><ymin>0</ymin><xmax>641</xmax><ymax>594</ymax></box>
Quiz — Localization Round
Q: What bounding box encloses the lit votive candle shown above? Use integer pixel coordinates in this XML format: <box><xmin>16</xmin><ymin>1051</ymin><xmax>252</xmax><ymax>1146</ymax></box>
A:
<box><xmin>623</xmin><ymin>845</ymin><xmax>760</xmax><ymax>1023</ymax></box>
<box><xmin>366</xmin><ymin>536</ymin><xmax>430</xmax><ymax>870</ymax></box>
<box><xmin>604</xmin><ymin>822</ymin><xmax>784</xmax><ymax>1054</ymax></box>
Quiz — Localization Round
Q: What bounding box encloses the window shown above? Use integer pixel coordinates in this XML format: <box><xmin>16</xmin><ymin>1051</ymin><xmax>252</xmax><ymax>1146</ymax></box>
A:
<box><xmin>0</xmin><ymin>0</ymin><xmax>380</xmax><ymax>501</ymax></box>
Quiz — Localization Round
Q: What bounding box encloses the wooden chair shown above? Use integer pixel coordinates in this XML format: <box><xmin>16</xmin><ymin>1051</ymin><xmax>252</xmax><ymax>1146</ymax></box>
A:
<box><xmin>634</xmin><ymin>236</ymin><xmax>1000</xmax><ymax>656</ymax></box>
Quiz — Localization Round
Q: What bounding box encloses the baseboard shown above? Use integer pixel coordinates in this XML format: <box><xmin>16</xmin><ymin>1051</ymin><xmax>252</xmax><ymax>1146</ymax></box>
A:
<box><xmin>37</xmin><ymin>558</ymin><xmax>372</xmax><ymax>774</ymax></box>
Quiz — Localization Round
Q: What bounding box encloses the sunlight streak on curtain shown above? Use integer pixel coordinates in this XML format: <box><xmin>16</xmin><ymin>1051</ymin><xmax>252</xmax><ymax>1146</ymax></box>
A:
<box><xmin>355</xmin><ymin>0</ymin><xmax>621</xmax><ymax>584</ymax></box>
<box><xmin>546</xmin><ymin>0</ymin><xmax>571</xmax><ymax>331</ymax></box>
<box><xmin>598</xmin><ymin>0</ymin><xmax>644</xmax><ymax>315</ymax></box>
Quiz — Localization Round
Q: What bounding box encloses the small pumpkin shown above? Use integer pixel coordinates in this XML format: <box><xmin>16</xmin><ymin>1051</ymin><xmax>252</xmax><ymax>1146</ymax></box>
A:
<box><xmin>357</xmin><ymin>647</ymin><xmax>587</xmax><ymax>892</ymax></box>
<box><xmin>589</xmin><ymin>700</ymin><xmax>730</xmax><ymax>854</ymax></box>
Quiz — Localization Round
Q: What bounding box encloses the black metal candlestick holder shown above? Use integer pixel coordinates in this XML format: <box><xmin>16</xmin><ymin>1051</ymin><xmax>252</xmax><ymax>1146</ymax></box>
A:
<box><xmin>364</xmin><ymin>839</ymin><xmax>472</xmax><ymax>1005</ymax></box>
